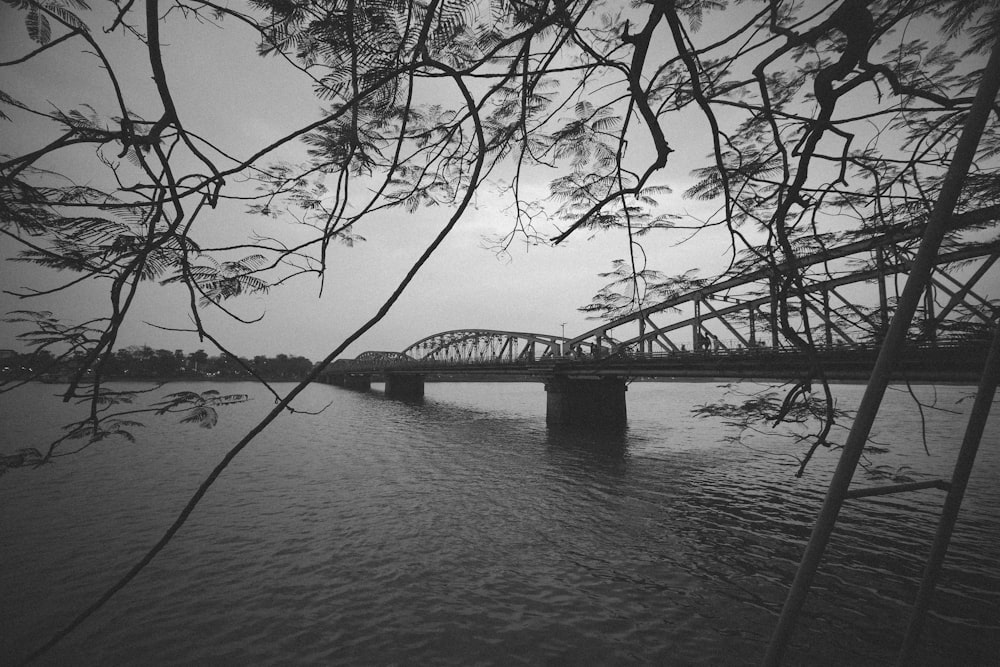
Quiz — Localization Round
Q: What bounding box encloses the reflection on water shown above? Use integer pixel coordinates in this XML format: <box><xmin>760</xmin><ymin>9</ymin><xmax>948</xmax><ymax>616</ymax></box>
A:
<box><xmin>0</xmin><ymin>381</ymin><xmax>997</xmax><ymax>665</ymax></box>
<box><xmin>545</xmin><ymin>425</ymin><xmax>630</xmax><ymax>461</ymax></box>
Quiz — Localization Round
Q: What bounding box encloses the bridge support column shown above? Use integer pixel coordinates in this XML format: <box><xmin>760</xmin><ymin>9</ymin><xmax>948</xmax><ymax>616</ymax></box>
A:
<box><xmin>342</xmin><ymin>374</ymin><xmax>371</xmax><ymax>391</ymax></box>
<box><xmin>326</xmin><ymin>374</ymin><xmax>346</xmax><ymax>387</ymax></box>
<box><xmin>545</xmin><ymin>376</ymin><xmax>627</xmax><ymax>428</ymax></box>
<box><xmin>385</xmin><ymin>373</ymin><xmax>424</xmax><ymax>400</ymax></box>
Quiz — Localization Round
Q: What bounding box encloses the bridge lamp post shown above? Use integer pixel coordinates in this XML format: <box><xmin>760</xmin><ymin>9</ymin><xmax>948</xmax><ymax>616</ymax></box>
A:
<box><xmin>561</xmin><ymin>323</ymin><xmax>566</xmax><ymax>355</ymax></box>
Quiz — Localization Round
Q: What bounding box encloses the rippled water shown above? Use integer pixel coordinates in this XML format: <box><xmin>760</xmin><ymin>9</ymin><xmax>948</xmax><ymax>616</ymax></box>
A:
<box><xmin>1</xmin><ymin>380</ymin><xmax>998</xmax><ymax>665</ymax></box>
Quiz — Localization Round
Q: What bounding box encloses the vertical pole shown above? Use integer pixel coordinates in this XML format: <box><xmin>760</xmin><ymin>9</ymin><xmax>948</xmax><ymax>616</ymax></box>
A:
<box><xmin>923</xmin><ymin>285</ymin><xmax>937</xmax><ymax>345</ymax></box>
<box><xmin>823</xmin><ymin>289</ymin><xmax>833</xmax><ymax>348</ymax></box>
<box><xmin>877</xmin><ymin>246</ymin><xmax>889</xmax><ymax>340</ymax></box>
<box><xmin>896</xmin><ymin>322</ymin><xmax>1000</xmax><ymax>664</ymax></box>
<box><xmin>763</xmin><ymin>38</ymin><xmax>1000</xmax><ymax>667</ymax></box>
<box><xmin>770</xmin><ymin>276</ymin><xmax>780</xmax><ymax>349</ymax></box>
<box><xmin>693</xmin><ymin>298</ymin><xmax>702</xmax><ymax>350</ymax></box>
<box><xmin>750</xmin><ymin>304</ymin><xmax>757</xmax><ymax>347</ymax></box>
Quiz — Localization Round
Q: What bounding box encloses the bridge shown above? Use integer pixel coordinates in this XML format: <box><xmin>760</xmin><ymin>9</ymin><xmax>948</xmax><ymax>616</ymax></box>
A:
<box><xmin>319</xmin><ymin>220</ymin><xmax>999</xmax><ymax>427</ymax></box>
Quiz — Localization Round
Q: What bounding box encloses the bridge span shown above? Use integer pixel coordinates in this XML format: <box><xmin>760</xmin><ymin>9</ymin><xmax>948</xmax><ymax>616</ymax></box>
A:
<box><xmin>320</xmin><ymin>222</ymin><xmax>998</xmax><ymax>427</ymax></box>
<box><xmin>319</xmin><ymin>339</ymin><xmax>990</xmax><ymax>427</ymax></box>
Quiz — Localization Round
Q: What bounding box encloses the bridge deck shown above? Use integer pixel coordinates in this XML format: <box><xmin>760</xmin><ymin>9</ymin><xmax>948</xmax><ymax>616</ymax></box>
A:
<box><xmin>323</xmin><ymin>341</ymin><xmax>988</xmax><ymax>385</ymax></box>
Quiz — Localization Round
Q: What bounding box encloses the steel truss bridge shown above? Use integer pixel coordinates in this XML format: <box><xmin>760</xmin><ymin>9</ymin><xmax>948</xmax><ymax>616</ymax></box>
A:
<box><xmin>318</xmin><ymin>216</ymin><xmax>998</xmax><ymax>667</ymax></box>
<box><xmin>322</xmin><ymin>220</ymin><xmax>998</xmax><ymax>386</ymax></box>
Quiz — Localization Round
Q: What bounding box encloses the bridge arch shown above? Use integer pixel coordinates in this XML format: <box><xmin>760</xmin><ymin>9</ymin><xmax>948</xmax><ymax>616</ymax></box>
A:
<box><xmin>403</xmin><ymin>329</ymin><xmax>569</xmax><ymax>363</ymax></box>
<box><xmin>354</xmin><ymin>351</ymin><xmax>414</xmax><ymax>363</ymax></box>
<box><xmin>565</xmin><ymin>225</ymin><xmax>1000</xmax><ymax>356</ymax></box>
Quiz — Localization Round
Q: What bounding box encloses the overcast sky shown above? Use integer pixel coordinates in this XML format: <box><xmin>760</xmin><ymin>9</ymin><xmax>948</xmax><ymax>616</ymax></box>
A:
<box><xmin>0</xmin><ymin>2</ymin><xmax>743</xmax><ymax>362</ymax></box>
<box><xmin>4</xmin><ymin>3</ymin><xmax>990</xmax><ymax>363</ymax></box>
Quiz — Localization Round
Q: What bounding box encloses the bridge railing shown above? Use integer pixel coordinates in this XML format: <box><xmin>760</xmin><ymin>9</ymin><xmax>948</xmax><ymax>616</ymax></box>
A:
<box><xmin>325</xmin><ymin>336</ymin><xmax>990</xmax><ymax>376</ymax></box>
<box><xmin>326</xmin><ymin>355</ymin><xmax>560</xmax><ymax>374</ymax></box>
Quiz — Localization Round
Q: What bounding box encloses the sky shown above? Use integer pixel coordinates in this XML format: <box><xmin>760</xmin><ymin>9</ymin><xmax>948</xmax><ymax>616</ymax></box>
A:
<box><xmin>1</xmin><ymin>2</ymin><xmax>994</xmax><ymax>363</ymax></box>
<box><xmin>0</xmin><ymin>1</ymin><xmax>741</xmax><ymax>362</ymax></box>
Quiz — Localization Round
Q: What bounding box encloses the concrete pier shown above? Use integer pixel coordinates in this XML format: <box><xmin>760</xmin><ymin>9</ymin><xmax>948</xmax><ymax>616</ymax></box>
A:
<box><xmin>342</xmin><ymin>374</ymin><xmax>371</xmax><ymax>391</ymax></box>
<box><xmin>545</xmin><ymin>376</ymin><xmax>627</xmax><ymax>428</ymax></box>
<box><xmin>385</xmin><ymin>373</ymin><xmax>425</xmax><ymax>400</ymax></box>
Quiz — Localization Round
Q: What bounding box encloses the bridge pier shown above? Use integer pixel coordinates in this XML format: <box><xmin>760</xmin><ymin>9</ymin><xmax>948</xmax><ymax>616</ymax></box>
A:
<box><xmin>342</xmin><ymin>374</ymin><xmax>371</xmax><ymax>391</ymax></box>
<box><xmin>545</xmin><ymin>376</ymin><xmax>627</xmax><ymax>428</ymax></box>
<box><xmin>385</xmin><ymin>373</ymin><xmax>425</xmax><ymax>400</ymax></box>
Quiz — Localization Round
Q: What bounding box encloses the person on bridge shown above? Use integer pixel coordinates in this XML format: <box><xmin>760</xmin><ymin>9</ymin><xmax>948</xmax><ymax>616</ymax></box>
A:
<box><xmin>699</xmin><ymin>330</ymin><xmax>712</xmax><ymax>352</ymax></box>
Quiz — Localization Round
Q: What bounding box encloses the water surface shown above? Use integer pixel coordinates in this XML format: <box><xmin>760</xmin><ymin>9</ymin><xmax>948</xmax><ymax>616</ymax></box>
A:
<box><xmin>2</xmin><ymin>380</ymin><xmax>998</xmax><ymax>665</ymax></box>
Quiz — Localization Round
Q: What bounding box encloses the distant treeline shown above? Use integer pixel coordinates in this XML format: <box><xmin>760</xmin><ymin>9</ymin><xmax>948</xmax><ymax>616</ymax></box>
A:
<box><xmin>0</xmin><ymin>346</ymin><xmax>315</xmax><ymax>382</ymax></box>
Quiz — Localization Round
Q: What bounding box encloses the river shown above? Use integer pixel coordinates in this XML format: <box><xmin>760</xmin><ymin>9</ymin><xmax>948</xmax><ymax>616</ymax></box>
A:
<box><xmin>1</xmin><ymin>380</ymin><xmax>998</xmax><ymax>665</ymax></box>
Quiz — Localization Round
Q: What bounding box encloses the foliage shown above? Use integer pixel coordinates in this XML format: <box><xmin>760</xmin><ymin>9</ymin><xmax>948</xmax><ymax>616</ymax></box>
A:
<box><xmin>0</xmin><ymin>383</ymin><xmax>251</xmax><ymax>475</ymax></box>
<box><xmin>693</xmin><ymin>385</ymin><xmax>855</xmax><ymax>477</ymax></box>
<box><xmin>0</xmin><ymin>341</ymin><xmax>311</xmax><ymax>474</ymax></box>
<box><xmin>580</xmin><ymin>259</ymin><xmax>705</xmax><ymax>321</ymax></box>
<box><xmin>0</xmin><ymin>344</ymin><xmax>315</xmax><ymax>382</ymax></box>
<box><xmin>152</xmin><ymin>389</ymin><xmax>250</xmax><ymax>429</ymax></box>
